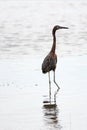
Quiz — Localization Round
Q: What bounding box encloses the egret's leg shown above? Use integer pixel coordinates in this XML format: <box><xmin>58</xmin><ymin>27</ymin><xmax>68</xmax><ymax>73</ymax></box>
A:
<box><xmin>53</xmin><ymin>71</ymin><xmax>60</xmax><ymax>104</ymax></box>
<box><xmin>53</xmin><ymin>71</ymin><xmax>60</xmax><ymax>90</ymax></box>
<box><xmin>48</xmin><ymin>72</ymin><xmax>51</xmax><ymax>103</ymax></box>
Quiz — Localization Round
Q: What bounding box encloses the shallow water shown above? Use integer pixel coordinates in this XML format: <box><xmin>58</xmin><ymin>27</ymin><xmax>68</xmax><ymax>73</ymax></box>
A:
<box><xmin>0</xmin><ymin>0</ymin><xmax>87</xmax><ymax>58</ymax></box>
<box><xmin>0</xmin><ymin>56</ymin><xmax>87</xmax><ymax>130</ymax></box>
<box><xmin>0</xmin><ymin>0</ymin><xmax>87</xmax><ymax>130</ymax></box>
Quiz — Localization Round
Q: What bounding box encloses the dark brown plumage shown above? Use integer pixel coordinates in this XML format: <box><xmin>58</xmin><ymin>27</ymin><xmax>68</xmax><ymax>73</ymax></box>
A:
<box><xmin>42</xmin><ymin>25</ymin><xmax>68</xmax><ymax>103</ymax></box>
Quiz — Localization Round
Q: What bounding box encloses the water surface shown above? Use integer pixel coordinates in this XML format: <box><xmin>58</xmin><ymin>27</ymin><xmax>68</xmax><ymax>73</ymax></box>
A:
<box><xmin>0</xmin><ymin>0</ymin><xmax>87</xmax><ymax>58</ymax></box>
<box><xmin>0</xmin><ymin>0</ymin><xmax>87</xmax><ymax>130</ymax></box>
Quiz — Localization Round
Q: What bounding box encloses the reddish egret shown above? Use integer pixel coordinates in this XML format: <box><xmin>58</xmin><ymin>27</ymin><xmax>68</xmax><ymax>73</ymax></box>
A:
<box><xmin>42</xmin><ymin>25</ymin><xmax>68</xmax><ymax>103</ymax></box>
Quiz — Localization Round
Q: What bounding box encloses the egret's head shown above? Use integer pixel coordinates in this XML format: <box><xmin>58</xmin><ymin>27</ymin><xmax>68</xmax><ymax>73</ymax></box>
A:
<box><xmin>52</xmin><ymin>25</ymin><xmax>68</xmax><ymax>35</ymax></box>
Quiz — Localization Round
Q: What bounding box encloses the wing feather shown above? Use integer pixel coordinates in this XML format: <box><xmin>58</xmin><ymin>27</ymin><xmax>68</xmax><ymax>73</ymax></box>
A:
<box><xmin>42</xmin><ymin>53</ymin><xmax>57</xmax><ymax>73</ymax></box>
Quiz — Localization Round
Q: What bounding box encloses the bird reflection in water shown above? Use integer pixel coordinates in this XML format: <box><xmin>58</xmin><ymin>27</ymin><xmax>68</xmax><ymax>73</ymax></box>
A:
<box><xmin>42</xmin><ymin>76</ymin><xmax>62</xmax><ymax>129</ymax></box>
<box><xmin>43</xmin><ymin>96</ymin><xmax>62</xmax><ymax>130</ymax></box>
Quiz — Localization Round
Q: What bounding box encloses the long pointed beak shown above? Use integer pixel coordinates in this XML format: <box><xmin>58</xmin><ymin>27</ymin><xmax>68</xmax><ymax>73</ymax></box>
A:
<box><xmin>60</xmin><ymin>26</ymin><xmax>69</xmax><ymax>29</ymax></box>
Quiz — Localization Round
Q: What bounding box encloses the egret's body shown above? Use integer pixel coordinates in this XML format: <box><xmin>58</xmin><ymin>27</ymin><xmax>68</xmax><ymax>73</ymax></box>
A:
<box><xmin>42</xmin><ymin>25</ymin><xmax>68</xmax><ymax>103</ymax></box>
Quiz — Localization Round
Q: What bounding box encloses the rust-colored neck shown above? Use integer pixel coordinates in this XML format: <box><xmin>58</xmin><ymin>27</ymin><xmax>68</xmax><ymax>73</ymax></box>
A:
<box><xmin>50</xmin><ymin>31</ymin><xmax>56</xmax><ymax>53</ymax></box>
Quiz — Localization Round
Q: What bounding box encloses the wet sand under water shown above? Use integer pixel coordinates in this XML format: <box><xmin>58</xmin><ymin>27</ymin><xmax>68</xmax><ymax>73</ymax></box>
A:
<box><xmin>0</xmin><ymin>55</ymin><xmax>87</xmax><ymax>130</ymax></box>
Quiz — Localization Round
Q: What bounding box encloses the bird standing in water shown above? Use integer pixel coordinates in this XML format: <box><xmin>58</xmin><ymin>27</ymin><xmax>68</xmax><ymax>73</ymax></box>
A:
<box><xmin>42</xmin><ymin>25</ymin><xmax>68</xmax><ymax>104</ymax></box>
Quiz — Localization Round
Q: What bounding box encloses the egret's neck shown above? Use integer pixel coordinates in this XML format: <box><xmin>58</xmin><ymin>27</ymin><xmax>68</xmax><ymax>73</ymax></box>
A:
<box><xmin>51</xmin><ymin>32</ymin><xmax>56</xmax><ymax>53</ymax></box>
